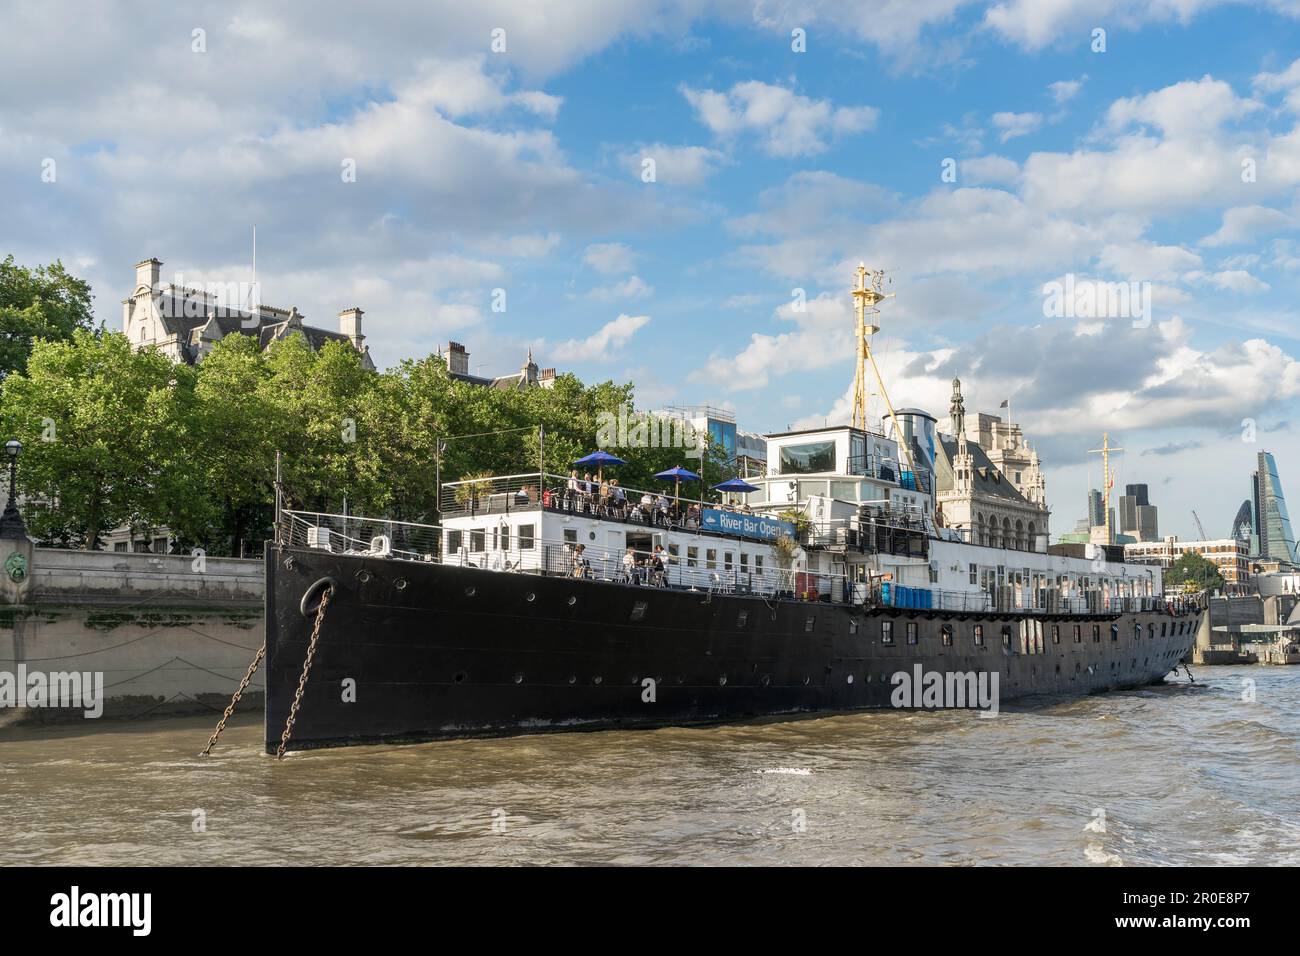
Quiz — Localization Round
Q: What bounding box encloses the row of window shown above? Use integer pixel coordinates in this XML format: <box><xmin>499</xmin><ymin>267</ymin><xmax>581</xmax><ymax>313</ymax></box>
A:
<box><xmin>449</xmin><ymin>525</ymin><xmax>536</xmax><ymax>554</ymax></box>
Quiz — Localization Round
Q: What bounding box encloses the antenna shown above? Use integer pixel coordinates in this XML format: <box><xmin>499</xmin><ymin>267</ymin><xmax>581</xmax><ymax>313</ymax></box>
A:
<box><xmin>1087</xmin><ymin>433</ymin><xmax>1125</xmax><ymax>545</ymax></box>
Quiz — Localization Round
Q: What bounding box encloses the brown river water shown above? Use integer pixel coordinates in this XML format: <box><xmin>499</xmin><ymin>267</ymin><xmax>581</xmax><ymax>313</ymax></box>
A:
<box><xmin>1</xmin><ymin>664</ymin><xmax>1296</xmax><ymax>866</ymax></box>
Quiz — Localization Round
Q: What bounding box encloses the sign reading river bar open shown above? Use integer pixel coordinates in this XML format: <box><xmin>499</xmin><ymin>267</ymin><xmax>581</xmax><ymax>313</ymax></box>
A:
<box><xmin>700</xmin><ymin>508</ymin><xmax>796</xmax><ymax>542</ymax></box>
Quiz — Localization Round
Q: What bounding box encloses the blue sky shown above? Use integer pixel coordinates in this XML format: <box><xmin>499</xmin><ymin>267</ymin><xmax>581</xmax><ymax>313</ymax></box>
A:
<box><xmin>4</xmin><ymin>0</ymin><xmax>1300</xmax><ymax>540</ymax></box>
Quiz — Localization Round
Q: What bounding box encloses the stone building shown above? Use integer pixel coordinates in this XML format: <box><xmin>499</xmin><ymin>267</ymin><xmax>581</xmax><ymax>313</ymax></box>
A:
<box><xmin>122</xmin><ymin>258</ymin><xmax>375</xmax><ymax>370</ymax></box>
<box><xmin>440</xmin><ymin>341</ymin><xmax>556</xmax><ymax>389</ymax></box>
<box><xmin>933</xmin><ymin>377</ymin><xmax>1051</xmax><ymax>552</ymax></box>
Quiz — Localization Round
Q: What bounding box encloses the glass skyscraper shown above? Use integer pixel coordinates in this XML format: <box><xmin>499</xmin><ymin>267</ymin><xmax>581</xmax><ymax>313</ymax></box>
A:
<box><xmin>1252</xmin><ymin>451</ymin><xmax>1298</xmax><ymax>564</ymax></box>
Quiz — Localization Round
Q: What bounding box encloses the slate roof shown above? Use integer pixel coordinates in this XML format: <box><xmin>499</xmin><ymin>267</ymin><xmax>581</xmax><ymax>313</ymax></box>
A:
<box><xmin>934</xmin><ymin>435</ymin><xmax>1033</xmax><ymax>506</ymax></box>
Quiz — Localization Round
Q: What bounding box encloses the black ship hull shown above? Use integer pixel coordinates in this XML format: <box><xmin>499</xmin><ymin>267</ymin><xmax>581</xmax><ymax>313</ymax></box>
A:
<box><xmin>264</xmin><ymin>546</ymin><xmax>1200</xmax><ymax>752</ymax></box>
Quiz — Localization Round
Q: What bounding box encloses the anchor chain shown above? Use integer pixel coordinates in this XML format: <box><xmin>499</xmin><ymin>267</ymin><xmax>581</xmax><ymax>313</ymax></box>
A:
<box><xmin>199</xmin><ymin>643</ymin><xmax>266</xmax><ymax>756</ymax></box>
<box><xmin>276</xmin><ymin>584</ymin><xmax>333</xmax><ymax>760</ymax></box>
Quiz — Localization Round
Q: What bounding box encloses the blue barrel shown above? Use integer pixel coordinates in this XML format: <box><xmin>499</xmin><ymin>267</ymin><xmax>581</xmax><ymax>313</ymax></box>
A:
<box><xmin>881</xmin><ymin>582</ymin><xmax>892</xmax><ymax>606</ymax></box>
<box><xmin>924</xmin><ymin>589</ymin><xmax>933</xmax><ymax>609</ymax></box>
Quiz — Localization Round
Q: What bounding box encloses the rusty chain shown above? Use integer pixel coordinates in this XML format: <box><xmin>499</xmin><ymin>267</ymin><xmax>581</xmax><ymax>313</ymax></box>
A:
<box><xmin>276</xmin><ymin>585</ymin><xmax>333</xmax><ymax>760</ymax></box>
<box><xmin>199</xmin><ymin>643</ymin><xmax>266</xmax><ymax>756</ymax></box>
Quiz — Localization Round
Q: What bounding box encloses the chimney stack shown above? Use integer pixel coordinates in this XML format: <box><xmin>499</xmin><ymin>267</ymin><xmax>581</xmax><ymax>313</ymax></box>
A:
<box><xmin>446</xmin><ymin>341</ymin><xmax>469</xmax><ymax>376</ymax></box>
<box><xmin>135</xmin><ymin>257</ymin><xmax>162</xmax><ymax>291</ymax></box>
<box><xmin>339</xmin><ymin>307</ymin><xmax>364</xmax><ymax>348</ymax></box>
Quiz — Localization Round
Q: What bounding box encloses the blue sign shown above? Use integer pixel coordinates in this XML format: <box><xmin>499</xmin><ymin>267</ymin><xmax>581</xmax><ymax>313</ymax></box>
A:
<box><xmin>701</xmin><ymin>508</ymin><xmax>796</xmax><ymax>542</ymax></box>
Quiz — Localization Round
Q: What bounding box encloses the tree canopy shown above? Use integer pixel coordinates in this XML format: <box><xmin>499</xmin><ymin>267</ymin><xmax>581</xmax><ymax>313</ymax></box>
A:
<box><xmin>1</xmin><ymin>329</ymin><xmax>734</xmax><ymax>554</ymax></box>
<box><xmin>0</xmin><ymin>256</ymin><xmax>98</xmax><ymax>380</ymax></box>
<box><xmin>1164</xmin><ymin>551</ymin><xmax>1226</xmax><ymax>593</ymax></box>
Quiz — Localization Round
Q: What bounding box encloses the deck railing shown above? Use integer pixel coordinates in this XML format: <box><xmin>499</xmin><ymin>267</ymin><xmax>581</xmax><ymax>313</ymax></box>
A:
<box><xmin>277</xmin><ymin>509</ymin><xmax>1195</xmax><ymax>617</ymax></box>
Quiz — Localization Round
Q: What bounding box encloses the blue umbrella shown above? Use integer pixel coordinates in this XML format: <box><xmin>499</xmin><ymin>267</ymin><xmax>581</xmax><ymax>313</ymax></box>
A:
<box><xmin>654</xmin><ymin>466</ymin><xmax>701</xmax><ymax>481</ymax></box>
<box><xmin>574</xmin><ymin>450</ymin><xmax>626</xmax><ymax>481</ymax></box>
<box><xmin>655</xmin><ymin>466</ymin><xmax>702</xmax><ymax>502</ymax></box>
<box><xmin>713</xmin><ymin>478</ymin><xmax>758</xmax><ymax>493</ymax></box>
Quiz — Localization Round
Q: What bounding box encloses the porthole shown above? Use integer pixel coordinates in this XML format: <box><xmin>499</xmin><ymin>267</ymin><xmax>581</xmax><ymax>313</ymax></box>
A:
<box><xmin>846</xmin><ymin>674</ymin><xmax>854</xmax><ymax>685</ymax></box>
<box><xmin>593</xmin><ymin>675</ymin><xmax>603</xmax><ymax>685</ymax></box>
<box><xmin>526</xmin><ymin>592</ymin><xmax>536</xmax><ymax>602</ymax></box>
<box><xmin>465</xmin><ymin>587</ymin><xmax>476</xmax><ymax>597</ymax></box>
<box><xmin>718</xmin><ymin>675</ymin><xmax>728</xmax><ymax>686</ymax></box>
<box><xmin>802</xmin><ymin>676</ymin><xmax>811</xmax><ymax>686</ymax></box>
<box><xmin>567</xmin><ymin>675</ymin><xmax>577</xmax><ymax>685</ymax></box>
<box><xmin>356</xmin><ymin>569</ymin><xmax>372</xmax><ymax>583</ymax></box>
<box><xmin>760</xmin><ymin>675</ymin><xmax>771</xmax><ymax>687</ymax></box>
<box><xmin>589</xmin><ymin>532</ymin><xmax>596</xmax><ymax>541</ymax></box>
<box><xmin>394</xmin><ymin>578</ymin><xmax>407</xmax><ymax>591</ymax></box>
<box><xmin>568</xmin><ymin>596</ymin><xmax>577</xmax><ymax>606</ymax></box>
<box><xmin>513</xmin><ymin>672</ymin><xmax>524</xmax><ymax>684</ymax></box>
<box><xmin>453</xmin><ymin>671</ymin><xmax>467</xmax><ymax>684</ymax></box>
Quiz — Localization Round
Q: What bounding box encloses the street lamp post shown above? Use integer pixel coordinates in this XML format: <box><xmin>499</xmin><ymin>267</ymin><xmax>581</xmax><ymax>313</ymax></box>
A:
<box><xmin>0</xmin><ymin>440</ymin><xmax>27</xmax><ymax>539</ymax></box>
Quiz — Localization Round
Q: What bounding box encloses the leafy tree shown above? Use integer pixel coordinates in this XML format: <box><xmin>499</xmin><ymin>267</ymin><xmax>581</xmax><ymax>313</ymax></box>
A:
<box><xmin>0</xmin><ymin>330</ymin><xmax>192</xmax><ymax>549</ymax></box>
<box><xmin>0</xmin><ymin>256</ymin><xmax>98</xmax><ymax>380</ymax></box>
<box><xmin>1164</xmin><ymin>551</ymin><xmax>1225</xmax><ymax>592</ymax></box>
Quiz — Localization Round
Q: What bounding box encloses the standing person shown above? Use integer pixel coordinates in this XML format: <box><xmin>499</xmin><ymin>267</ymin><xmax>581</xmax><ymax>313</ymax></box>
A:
<box><xmin>572</xmin><ymin>543</ymin><xmax>587</xmax><ymax>578</ymax></box>
<box><xmin>612</xmin><ymin>479</ymin><xmax>626</xmax><ymax>517</ymax></box>
<box><xmin>583</xmin><ymin>473</ymin><xmax>595</xmax><ymax>513</ymax></box>
<box><xmin>599</xmin><ymin>477</ymin><xmax>611</xmax><ymax>516</ymax></box>
<box><xmin>566</xmin><ymin>470</ymin><xmax>579</xmax><ymax>512</ymax></box>
<box><xmin>622</xmin><ymin>546</ymin><xmax>636</xmax><ymax>583</ymax></box>
<box><xmin>651</xmin><ymin>545</ymin><xmax>666</xmax><ymax>587</ymax></box>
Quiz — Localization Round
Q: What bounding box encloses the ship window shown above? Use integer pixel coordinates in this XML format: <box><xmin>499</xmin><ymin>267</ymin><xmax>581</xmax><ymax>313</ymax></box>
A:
<box><xmin>780</xmin><ymin>440</ymin><xmax>835</xmax><ymax>474</ymax></box>
<box><xmin>447</xmin><ymin>529</ymin><xmax>462</xmax><ymax>553</ymax></box>
<box><xmin>907</xmin><ymin>622</ymin><xmax>918</xmax><ymax>645</ymax></box>
<box><xmin>1074</xmin><ymin>625</ymin><xmax>1081</xmax><ymax>643</ymax></box>
<box><xmin>1092</xmin><ymin>625</ymin><xmax>1101</xmax><ymax>643</ymax></box>
<box><xmin>724</xmin><ymin>552</ymin><xmax>733</xmax><ymax>572</ymax></box>
<box><xmin>973</xmin><ymin>624</ymin><xmax>984</xmax><ymax>646</ymax></box>
<box><xmin>740</xmin><ymin>552</ymin><xmax>749</xmax><ymax>572</ymax></box>
<box><xmin>668</xmin><ymin>544</ymin><xmax>679</xmax><ymax>563</ymax></box>
<box><xmin>470</xmin><ymin>529</ymin><xmax>486</xmax><ymax>552</ymax></box>
<box><xmin>1052</xmin><ymin>624</ymin><xmax>1060</xmax><ymax>644</ymax></box>
<box><xmin>563</xmin><ymin>529</ymin><xmax>577</xmax><ymax>545</ymax></box>
<box><xmin>941</xmin><ymin>625</ymin><xmax>953</xmax><ymax>646</ymax></box>
<box><xmin>755</xmin><ymin>556</ymin><xmax>764</xmax><ymax>574</ymax></box>
<box><xmin>1002</xmin><ymin>625</ymin><xmax>1012</xmax><ymax>649</ymax></box>
<box><xmin>881</xmin><ymin>621</ymin><xmax>894</xmax><ymax>644</ymax></box>
<box><xmin>1161</xmin><ymin>622</ymin><xmax>1168</xmax><ymax>637</ymax></box>
<box><xmin>737</xmin><ymin>611</ymin><xmax>748</xmax><ymax>628</ymax></box>
<box><xmin>499</xmin><ymin>525</ymin><xmax>510</xmax><ymax>551</ymax></box>
<box><xmin>804</xmin><ymin>616</ymin><xmax>816</xmax><ymax>633</ymax></box>
<box><xmin>630</xmin><ymin>601</ymin><xmax>648</xmax><ymax>622</ymax></box>
<box><xmin>1111</xmin><ymin>624</ymin><xmax>1120</xmax><ymax>641</ymax></box>
<box><xmin>849</xmin><ymin>618</ymin><xmax>859</xmax><ymax>634</ymax></box>
<box><xmin>706</xmin><ymin>549</ymin><xmax>717</xmax><ymax>570</ymax></box>
<box><xmin>1150</xmin><ymin>624</ymin><xmax>1157</xmax><ymax>640</ymax></box>
<box><xmin>687</xmin><ymin>546</ymin><xmax>698</xmax><ymax>568</ymax></box>
<box><xmin>519</xmin><ymin>524</ymin><xmax>535</xmax><ymax>550</ymax></box>
<box><xmin>969</xmin><ymin>563</ymin><xmax>978</xmax><ymax>584</ymax></box>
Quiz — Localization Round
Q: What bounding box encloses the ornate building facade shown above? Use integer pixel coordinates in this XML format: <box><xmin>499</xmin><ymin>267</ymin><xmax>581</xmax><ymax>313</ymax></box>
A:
<box><xmin>122</xmin><ymin>258</ymin><xmax>375</xmax><ymax>370</ymax></box>
<box><xmin>934</xmin><ymin>377</ymin><xmax>1051</xmax><ymax>553</ymax></box>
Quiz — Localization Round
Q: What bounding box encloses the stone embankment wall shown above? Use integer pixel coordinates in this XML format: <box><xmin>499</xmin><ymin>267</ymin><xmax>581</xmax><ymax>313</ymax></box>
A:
<box><xmin>0</xmin><ymin>546</ymin><xmax>265</xmax><ymax>724</ymax></box>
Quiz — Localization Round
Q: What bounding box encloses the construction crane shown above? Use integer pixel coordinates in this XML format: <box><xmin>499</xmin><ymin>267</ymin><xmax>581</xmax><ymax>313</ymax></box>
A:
<box><xmin>1192</xmin><ymin>510</ymin><xmax>1208</xmax><ymax>540</ymax></box>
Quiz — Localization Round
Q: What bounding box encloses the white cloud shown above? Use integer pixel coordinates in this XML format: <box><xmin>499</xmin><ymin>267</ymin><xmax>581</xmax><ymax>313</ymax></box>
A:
<box><xmin>1200</xmin><ymin>205</ymin><xmax>1294</xmax><ymax>247</ymax></box>
<box><xmin>617</xmin><ymin>143</ymin><xmax>729</xmax><ymax>186</ymax></box>
<box><xmin>552</xmin><ymin>313</ymin><xmax>650</xmax><ymax>361</ymax></box>
<box><xmin>1048</xmin><ymin>76</ymin><xmax>1086</xmax><ymax>104</ymax></box>
<box><xmin>585</xmin><ymin>275</ymin><xmax>654</xmax><ymax>301</ymax></box>
<box><xmin>1186</xmin><ymin>269</ymin><xmax>1272</xmax><ymax>293</ymax></box>
<box><xmin>961</xmin><ymin>154</ymin><xmax>1022</xmax><ymax>185</ymax></box>
<box><xmin>992</xmin><ymin>111</ymin><xmax>1043</xmax><ymax>141</ymax></box>
<box><xmin>583</xmin><ymin>242</ymin><xmax>637</xmax><ymax>275</ymax></box>
<box><xmin>681</xmin><ymin>80</ymin><xmax>878</xmax><ymax>157</ymax></box>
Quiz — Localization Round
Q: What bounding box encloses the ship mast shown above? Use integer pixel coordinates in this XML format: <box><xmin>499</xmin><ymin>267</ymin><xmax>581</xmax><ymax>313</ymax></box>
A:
<box><xmin>1087</xmin><ymin>432</ymin><xmax>1125</xmax><ymax>544</ymax></box>
<box><xmin>849</xmin><ymin>264</ymin><xmax>921</xmax><ymax>495</ymax></box>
